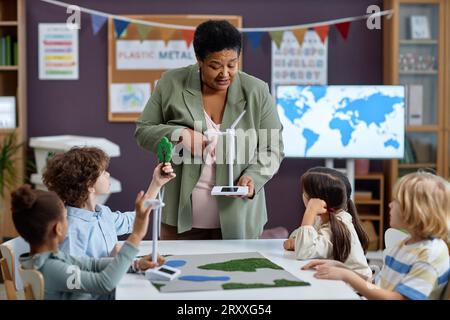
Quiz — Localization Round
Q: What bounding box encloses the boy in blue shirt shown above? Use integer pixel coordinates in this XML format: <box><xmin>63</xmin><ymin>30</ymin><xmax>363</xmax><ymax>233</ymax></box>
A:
<box><xmin>43</xmin><ymin>147</ymin><xmax>174</xmax><ymax>259</ymax></box>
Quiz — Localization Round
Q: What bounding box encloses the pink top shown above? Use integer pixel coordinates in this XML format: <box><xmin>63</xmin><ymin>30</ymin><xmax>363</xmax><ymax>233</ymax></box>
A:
<box><xmin>191</xmin><ymin>111</ymin><xmax>221</xmax><ymax>229</ymax></box>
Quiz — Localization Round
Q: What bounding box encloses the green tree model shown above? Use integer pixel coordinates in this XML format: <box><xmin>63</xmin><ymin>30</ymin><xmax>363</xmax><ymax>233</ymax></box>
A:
<box><xmin>157</xmin><ymin>137</ymin><xmax>173</xmax><ymax>163</ymax></box>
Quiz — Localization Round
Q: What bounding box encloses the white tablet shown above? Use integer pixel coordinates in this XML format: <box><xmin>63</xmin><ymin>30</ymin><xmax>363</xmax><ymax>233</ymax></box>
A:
<box><xmin>145</xmin><ymin>265</ymin><xmax>181</xmax><ymax>281</ymax></box>
<box><xmin>211</xmin><ymin>186</ymin><xmax>249</xmax><ymax>196</ymax></box>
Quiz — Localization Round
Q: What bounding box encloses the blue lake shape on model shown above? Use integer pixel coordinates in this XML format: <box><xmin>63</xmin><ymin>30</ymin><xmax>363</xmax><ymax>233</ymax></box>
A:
<box><xmin>164</xmin><ymin>260</ymin><xmax>187</xmax><ymax>268</ymax></box>
<box><xmin>179</xmin><ymin>275</ymin><xmax>231</xmax><ymax>282</ymax></box>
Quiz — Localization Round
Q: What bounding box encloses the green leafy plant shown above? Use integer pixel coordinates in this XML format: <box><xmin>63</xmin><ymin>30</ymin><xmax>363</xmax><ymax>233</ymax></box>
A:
<box><xmin>157</xmin><ymin>137</ymin><xmax>173</xmax><ymax>163</ymax></box>
<box><xmin>0</xmin><ymin>132</ymin><xmax>23</xmax><ymax>199</ymax></box>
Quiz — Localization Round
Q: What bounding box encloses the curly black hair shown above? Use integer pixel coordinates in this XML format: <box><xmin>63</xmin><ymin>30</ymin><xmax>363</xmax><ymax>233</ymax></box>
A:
<box><xmin>12</xmin><ymin>184</ymin><xmax>65</xmax><ymax>246</ymax></box>
<box><xmin>193</xmin><ymin>20</ymin><xmax>242</xmax><ymax>61</ymax></box>
<box><xmin>42</xmin><ymin>147</ymin><xmax>109</xmax><ymax>208</ymax></box>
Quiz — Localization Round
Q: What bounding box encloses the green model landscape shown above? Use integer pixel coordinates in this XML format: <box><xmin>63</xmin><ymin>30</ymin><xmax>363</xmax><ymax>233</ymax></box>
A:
<box><xmin>222</xmin><ymin>279</ymin><xmax>310</xmax><ymax>290</ymax></box>
<box><xmin>198</xmin><ymin>258</ymin><xmax>283</xmax><ymax>272</ymax></box>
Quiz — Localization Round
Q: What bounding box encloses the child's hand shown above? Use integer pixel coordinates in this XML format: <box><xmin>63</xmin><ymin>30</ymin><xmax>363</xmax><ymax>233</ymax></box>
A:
<box><xmin>137</xmin><ymin>255</ymin><xmax>166</xmax><ymax>270</ymax></box>
<box><xmin>152</xmin><ymin>162</ymin><xmax>176</xmax><ymax>187</ymax></box>
<box><xmin>313</xmin><ymin>265</ymin><xmax>351</xmax><ymax>282</ymax></box>
<box><xmin>127</xmin><ymin>191</ymin><xmax>153</xmax><ymax>246</ymax></box>
<box><xmin>305</xmin><ymin>198</ymin><xmax>327</xmax><ymax>216</ymax></box>
<box><xmin>283</xmin><ymin>238</ymin><xmax>295</xmax><ymax>251</ymax></box>
<box><xmin>302</xmin><ymin>198</ymin><xmax>327</xmax><ymax>226</ymax></box>
<box><xmin>301</xmin><ymin>259</ymin><xmax>346</xmax><ymax>270</ymax></box>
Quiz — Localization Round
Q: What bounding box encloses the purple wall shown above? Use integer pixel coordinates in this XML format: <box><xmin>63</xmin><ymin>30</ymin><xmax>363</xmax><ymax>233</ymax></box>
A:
<box><xmin>26</xmin><ymin>0</ymin><xmax>383</xmax><ymax>235</ymax></box>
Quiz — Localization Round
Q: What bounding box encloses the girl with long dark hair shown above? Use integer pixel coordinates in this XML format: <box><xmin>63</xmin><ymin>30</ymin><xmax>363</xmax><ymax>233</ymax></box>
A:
<box><xmin>284</xmin><ymin>167</ymin><xmax>372</xmax><ymax>280</ymax></box>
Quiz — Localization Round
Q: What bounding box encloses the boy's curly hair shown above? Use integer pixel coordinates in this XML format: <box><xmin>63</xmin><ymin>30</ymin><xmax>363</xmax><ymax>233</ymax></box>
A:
<box><xmin>42</xmin><ymin>147</ymin><xmax>109</xmax><ymax>207</ymax></box>
<box><xmin>393</xmin><ymin>171</ymin><xmax>450</xmax><ymax>243</ymax></box>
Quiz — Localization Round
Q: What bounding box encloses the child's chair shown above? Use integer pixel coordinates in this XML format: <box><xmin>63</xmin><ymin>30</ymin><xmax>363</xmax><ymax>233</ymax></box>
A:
<box><xmin>0</xmin><ymin>236</ymin><xmax>30</xmax><ymax>299</ymax></box>
<box><xmin>384</xmin><ymin>228</ymin><xmax>409</xmax><ymax>248</ymax></box>
<box><xmin>19</xmin><ymin>266</ymin><xmax>44</xmax><ymax>300</ymax></box>
<box><xmin>0</xmin><ymin>255</ymin><xmax>17</xmax><ymax>299</ymax></box>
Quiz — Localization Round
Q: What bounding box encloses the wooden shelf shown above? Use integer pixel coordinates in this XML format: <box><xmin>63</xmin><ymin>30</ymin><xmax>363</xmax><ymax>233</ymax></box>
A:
<box><xmin>0</xmin><ymin>21</ymin><xmax>17</xmax><ymax>26</ymax></box>
<box><xmin>0</xmin><ymin>65</ymin><xmax>18</xmax><ymax>71</ymax></box>
<box><xmin>0</xmin><ymin>128</ymin><xmax>16</xmax><ymax>134</ymax></box>
<box><xmin>355</xmin><ymin>173</ymin><xmax>383</xmax><ymax>180</ymax></box>
<box><xmin>406</xmin><ymin>125</ymin><xmax>439</xmax><ymax>132</ymax></box>
<box><xmin>0</xmin><ymin>0</ymin><xmax>25</xmax><ymax>241</ymax></box>
<box><xmin>385</xmin><ymin>0</ymin><xmax>449</xmax><ymax>249</ymax></box>
<box><xmin>399</xmin><ymin>39</ymin><xmax>437</xmax><ymax>45</ymax></box>
<box><xmin>355</xmin><ymin>173</ymin><xmax>384</xmax><ymax>250</ymax></box>
<box><xmin>355</xmin><ymin>199</ymin><xmax>382</xmax><ymax>205</ymax></box>
<box><xmin>399</xmin><ymin>70</ymin><xmax>438</xmax><ymax>75</ymax></box>
<box><xmin>398</xmin><ymin>163</ymin><xmax>436</xmax><ymax>169</ymax></box>
<box><xmin>359</xmin><ymin>215</ymin><xmax>382</xmax><ymax>221</ymax></box>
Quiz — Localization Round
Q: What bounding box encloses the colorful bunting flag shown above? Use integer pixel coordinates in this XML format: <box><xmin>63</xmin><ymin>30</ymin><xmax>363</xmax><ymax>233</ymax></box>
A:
<box><xmin>269</xmin><ymin>31</ymin><xmax>284</xmax><ymax>49</ymax></box>
<box><xmin>314</xmin><ymin>25</ymin><xmax>330</xmax><ymax>43</ymax></box>
<box><xmin>113</xmin><ymin>19</ymin><xmax>130</xmax><ymax>38</ymax></box>
<box><xmin>157</xmin><ymin>28</ymin><xmax>176</xmax><ymax>45</ymax></box>
<box><xmin>91</xmin><ymin>14</ymin><xmax>107</xmax><ymax>35</ymax></box>
<box><xmin>246</xmin><ymin>32</ymin><xmax>264</xmax><ymax>49</ymax></box>
<box><xmin>181</xmin><ymin>29</ymin><xmax>195</xmax><ymax>47</ymax></box>
<box><xmin>335</xmin><ymin>21</ymin><xmax>351</xmax><ymax>40</ymax></box>
<box><xmin>137</xmin><ymin>24</ymin><xmax>152</xmax><ymax>42</ymax></box>
<box><xmin>291</xmin><ymin>28</ymin><xmax>307</xmax><ymax>46</ymax></box>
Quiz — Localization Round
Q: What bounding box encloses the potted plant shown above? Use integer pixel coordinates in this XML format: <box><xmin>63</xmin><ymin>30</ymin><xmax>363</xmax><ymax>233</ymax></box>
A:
<box><xmin>0</xmin><ymin>131</ymin><xmax>23</xmax><ymax>240</ymax></box>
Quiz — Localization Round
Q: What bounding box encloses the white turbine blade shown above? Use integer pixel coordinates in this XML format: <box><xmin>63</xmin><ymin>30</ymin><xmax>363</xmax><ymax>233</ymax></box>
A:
<box><xmin>230</xmin><ymin>109</ymin><xmax>247</xmax><ymax>129</ymax></box>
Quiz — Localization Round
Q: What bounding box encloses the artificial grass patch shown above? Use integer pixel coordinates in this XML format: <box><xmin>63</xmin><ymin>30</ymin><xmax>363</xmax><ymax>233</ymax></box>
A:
<box><xmin>198</xmin><ymin>258</ymin><xmax>283</xmax><ymax>272</ymax></box>
<box><xmin>222</xmin><ymin>279</ymin><xmax>310</xmax><ymax>290</ymax></box>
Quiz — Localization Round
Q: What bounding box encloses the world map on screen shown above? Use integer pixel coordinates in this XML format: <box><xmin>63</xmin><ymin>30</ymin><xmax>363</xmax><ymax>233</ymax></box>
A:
<box><xmin>276</xmin><ymin>85</ymin><xmax>405</xmax><ymax>158</ymax></box>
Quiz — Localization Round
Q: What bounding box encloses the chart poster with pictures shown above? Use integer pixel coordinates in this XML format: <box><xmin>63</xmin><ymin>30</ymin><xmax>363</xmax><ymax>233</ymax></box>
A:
<box><xmin>110</xmin><ymin>83</ymin><xmax>151</xmax><ymax>113</ymax></box>
<box><xmin>38</xmin><ymin>23</ymin><xmax>79</xmax><ymax>80</ymax></box>
<box><xmin>271</xmin><ymin>30</ymin><xmax>327</xmax><ymax>94</ymax></box>
<box><xmin>116</xmin><ymin>40</ymin><xmax>196</xmax><ymax>70</ymax></box>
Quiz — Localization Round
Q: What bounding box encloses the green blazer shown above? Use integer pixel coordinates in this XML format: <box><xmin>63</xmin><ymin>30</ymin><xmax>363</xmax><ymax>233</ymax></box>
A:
<box><xmin>135</xmin><ymin>64</ymin><xmax>284</xmax><ymax>239</ymax></box>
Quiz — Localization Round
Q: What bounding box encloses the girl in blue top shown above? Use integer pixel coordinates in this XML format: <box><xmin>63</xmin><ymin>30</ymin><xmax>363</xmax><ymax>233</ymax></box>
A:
<box><xmin>43</xmin><ymin>146</ymin><xmax>173</xmax><ymax>259</ymax></box>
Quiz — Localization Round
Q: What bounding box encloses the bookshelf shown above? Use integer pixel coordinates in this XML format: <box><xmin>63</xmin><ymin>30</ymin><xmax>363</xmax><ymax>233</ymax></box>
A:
<box><xmin>354</xmin><ymin>174</ymin><xmax>384</xmax><ymax>250</ymax></box>
<box><xmin>383</xmin><ymin>0</ymin><xmax>447</xmax><ymax>203</ymax></box>
<box><xmin>0</xmin><ymin>0</ymin><xmax>26</xmax><ymax>241</ymax></box>
<box><xmin>446</xmin><ymin>1</ymin><xmax>450</xmax><ymax>181</ymax></box>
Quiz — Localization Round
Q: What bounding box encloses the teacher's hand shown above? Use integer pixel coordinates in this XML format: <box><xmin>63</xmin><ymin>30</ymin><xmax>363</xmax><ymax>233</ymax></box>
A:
<box><xmin>234</xmin><ymin>175</ymin><xmax>255</xmax><ymax>199</ymax></box>
<box><xmin>180</xmin><ymin>128</ymin><xmax>208</xmax><ymax>157</ymax></box>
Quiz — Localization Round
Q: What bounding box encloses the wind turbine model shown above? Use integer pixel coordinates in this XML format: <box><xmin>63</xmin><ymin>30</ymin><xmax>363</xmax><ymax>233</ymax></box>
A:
<box><xmin>144</xmin><ymin>138</ymin><xmax>180</xmax><ymax>281</ymax></box>
<box><xmin>206</xmin><ymin>110</ymin><xmax>249</xmax><ymax>196</ymax></box>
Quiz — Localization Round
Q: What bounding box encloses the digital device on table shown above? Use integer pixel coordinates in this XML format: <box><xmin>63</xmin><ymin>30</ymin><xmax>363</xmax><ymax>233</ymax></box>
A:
<box><xmin>145</xmin><ymin>265</ymin><xmax>181</xmax><ymax>281</ymax></box>
<box><xmin>276</xmin><ymin>85</ymin><xmax>405</xmax><ymax>159</ymax></box>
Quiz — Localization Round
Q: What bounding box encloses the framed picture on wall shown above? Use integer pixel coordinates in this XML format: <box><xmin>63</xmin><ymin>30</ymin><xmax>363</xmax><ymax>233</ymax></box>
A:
<box><xmin>0</xmin><ymin>96</ymin><xmax>16</xmax><ymax>128</ymax></box>
<box><xmin>410</xmin><ymin>15</ymin><xmax>430</xmax><ymax>39</ymax></box>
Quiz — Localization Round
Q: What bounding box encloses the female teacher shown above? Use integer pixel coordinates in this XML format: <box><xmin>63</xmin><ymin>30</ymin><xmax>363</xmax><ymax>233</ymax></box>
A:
<box><xmin>135</xmin><ymin>20</ymin><xmax>284</xmax><ymax>240</ymax></box>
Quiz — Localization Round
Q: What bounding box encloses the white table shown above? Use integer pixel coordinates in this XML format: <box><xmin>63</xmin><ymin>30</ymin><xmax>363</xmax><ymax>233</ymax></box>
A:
<box><xmin>116</xmin><ymin>239</ymin><xmax>360</xmax><ymax>300</ymax></box>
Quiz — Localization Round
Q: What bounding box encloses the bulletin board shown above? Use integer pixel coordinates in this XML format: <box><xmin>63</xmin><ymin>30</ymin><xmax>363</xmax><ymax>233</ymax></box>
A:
<box><xmin>108</xmin><ymin>15</ymin><xmax>242</xmax><ymax>122</ymax></box>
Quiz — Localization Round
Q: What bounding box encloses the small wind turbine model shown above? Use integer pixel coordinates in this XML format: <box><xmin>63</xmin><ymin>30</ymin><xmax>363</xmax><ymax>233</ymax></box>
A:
<box><xmin>206</xmin><ymin>109</ymin><xmax>249</xmax><ymax>196</ymax></box>
<box><xmin>144</xmin><ymin>137</ymin><xmax>180</xmax><ymax>281</ymax></box>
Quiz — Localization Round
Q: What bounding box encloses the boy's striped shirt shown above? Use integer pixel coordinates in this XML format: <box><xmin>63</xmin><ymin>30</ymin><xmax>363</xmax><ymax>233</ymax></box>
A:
<box><xmin>375</xmin><ymin>237</ymin><xmax>449</xmax><ymax>300</ymax></box>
